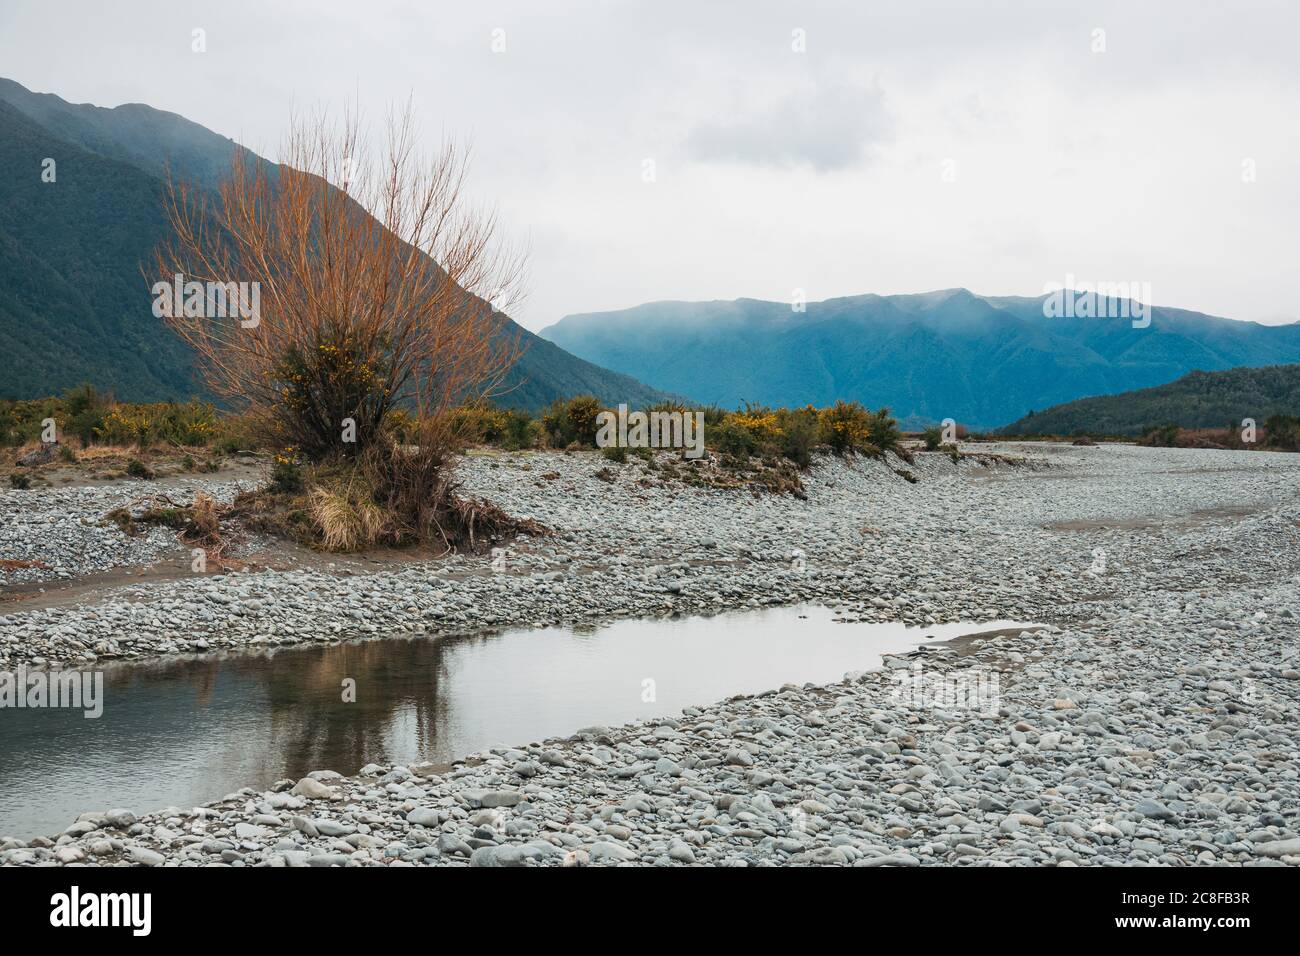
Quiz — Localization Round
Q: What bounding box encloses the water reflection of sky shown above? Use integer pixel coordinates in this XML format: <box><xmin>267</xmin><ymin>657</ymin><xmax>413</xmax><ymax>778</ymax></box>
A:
<box><xmin>0</xmin><ymin>605</ymin><xmax>1031</xmax><ymax>838</ymax></box>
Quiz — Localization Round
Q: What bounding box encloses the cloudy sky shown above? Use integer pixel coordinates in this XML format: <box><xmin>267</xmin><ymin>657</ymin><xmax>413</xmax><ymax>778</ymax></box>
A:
<box><xmin>1</xmin><ymin>0</ymin><xmax>1297</xmax><ymax>330</ymax></box>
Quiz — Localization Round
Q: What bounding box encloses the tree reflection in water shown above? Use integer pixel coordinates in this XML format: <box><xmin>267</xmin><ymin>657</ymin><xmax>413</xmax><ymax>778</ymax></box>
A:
<box><xmin>103</xmin><ymin>631</ymin><xmax>501</xmax><ymax>780</ymax></box>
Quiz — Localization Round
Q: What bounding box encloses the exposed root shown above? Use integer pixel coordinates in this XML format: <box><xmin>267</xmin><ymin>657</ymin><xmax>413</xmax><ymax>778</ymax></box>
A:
<box><xmin>226</xmin><ymin>458</ymin><xmax>547</xmax><ymax>555</ymax></box>
<box><xmin>104</xmin><ymin>491</ymin><xmax>233</xmax><ymax>562</ymax></box>
<box><xmin>439</xmin><ymin>493</ymin><xmax>546</xmax><ymax>555</ymax></box>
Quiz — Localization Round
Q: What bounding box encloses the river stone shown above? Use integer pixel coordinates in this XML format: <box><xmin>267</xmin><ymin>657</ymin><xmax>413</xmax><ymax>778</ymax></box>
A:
<box><xmin>460</xmin><ymin>788</ymin><xmax>523</xmax><ymax>809</ymax></box>
<box><xmin>406</xmin><ymin>808</ymin><xmax>441</xmax><ymax>827</ymax></box>
<box><xmin>1254</xmin><ymin>838</ymin><xmax>1300</xmax><ymax>857</ymax></box>
<box><xmin>588</xmin><ymin>842</ymin><xmax>638</xmax><ymax>863</ymax></box>
<box><xmin>312</xmin><ymin>819</ymin><xmax>355</xmax><ymax>837</ymax></box>
<box><xmin>470</xmin><ymin>845</ymin><xmax>526</xmax><ymax>867</ymax></box>
<box><xmin>5</xmin><ymin>444</ymin><xmax>1300</xmax><ymax>871</ymax></box>
<box><xmin>128</xmin><ymin>846</ymin><xmax>165</xmax><ymax>866</ymax></box>
<box><xmin>291</xmin><ymin>777</ymin><xmax>335</xmax><ymax>799</ymax></box>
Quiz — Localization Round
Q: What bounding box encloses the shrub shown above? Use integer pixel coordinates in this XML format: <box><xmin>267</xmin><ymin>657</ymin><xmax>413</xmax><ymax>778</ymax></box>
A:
<box><xmin>712</xmin><ymin>419</ymin><xmax>759</xmax><ymax>457</ymax></box>
<box><xmin>97</xmin><ymin>405</ymin><xmax>156</xmax><ymax>447</ymax></box>
<box><xmin>211</xmin><ymin>412</ymin><xmax>260</xmax><ymax>454</ymax></box>
<box><xmin>541</xmin><ymin>396</ymin><xmax>603</xmax><ymax>447</ymax></box>
<box><xmin>0</xmin><ymin>407</ymin><xmax>16</xmax><ymax>448</ymax></box>
<box><xmin>125</xmin><ymin>458</ymin><xmax>155</xmax><ymax>480</ymax></box>
<box><xmin>774</xmin><ymin>406</ymin><xmax>818</xmax><ymax>468</ymax></box>
<box><xmin>0</xmin><ymin>396</ymin><xmax>68</xmax><ymax>447</ymax></box>
<box><xmin>64</xmin><ymin>384</ymin><xmax>108</xmax><ymax>446</ymax></box>
<box><xmin>539</xmin><ymin>400</ymin><xmax>566</xmax><ymax>446</ymax></box>
<box><xmin>273</xmin><ymin>333</ymin><xmax>392</xmax><ymax>460</ymax></box>
<box><xmin>864</xmin><ymin>407</ymin><xmax>906</xmax><ymax>459</ymax></box>
<box><xmin>155</xmin><ymin>107</ymin><xmax>523</xmax><ymax>475</ymax></box>
<box><xmin>88</xmin><ymin>400</ymin><xmax>216</xmax><ymax>449</ymax></box>
<box><xmin>712</xmin><ymin>404</ymin><xmax>780</xmax><ymax>459</ymax></box>
<box><xmin>699</xmin><ymin>404</ymin><xmax>728</xmax><ymax>428</ymax></box>
<box><xmin>270</xmin><ymin>459</ymin><xmax>305</xmax><ymax>494</ymax></box>
<box><xmin>383</xmin><ymin>409</ymin><xmax>419</xmax><ymax>444</ymax></box>
<box><xmin>501</xmin><ymin>410</ymin><xmax>538</xmax><ymax>450</ymax></box>
<box><xmin>601</xmin><ymin>445</ymin><xmax>628</xmax><ymax>463</ymax></box>
<box><xmin>446</xmin><ymin>404</ymin><xmax>538</xmax><ymax>450</ymax></box>
<box><xmin>450</xmin><ymin>402</ymin><xmax>508</xmax><ymax>444</ymax></box>
<box><xmin>157</xmin><ymin>400</ymin><xmax>218</xmax><ymax>446</ymax></box>
<box><xmin>818</xmin><ymin>400</ymin><xmax>870</xmax><ymax>455</ymax></box>
<box><xmin>922</xmin><ymin>426</ymin><xmax>943</xmax><ymax>451</ymax></box>
<box><xmin>702</xmin><ymin>401</ymin><xmax>902</xmax><ymax>468</ymax></box>
<box><xmin>1139</xmin><ymin>423</ymin><xmax>1181</xmax><ymax>447</ymax></box>
<box><xmin>564</xmin><ymin>395</ymin><xmax>603</xmax><ymax>446</ymax></box>
<box><xmin>281</xmin><ymin>437</ymin><xmax>542</xmax><ymax>553</ymax></box>
<box><xmin>9</xmin><ymin>471</ymin><xmax>31</xmax><ymax>489</ymax></box>
<box><xmin>1264</xmin><ymin>414</ymin><xmax>1300</xmax><ymax>451</ymax></box>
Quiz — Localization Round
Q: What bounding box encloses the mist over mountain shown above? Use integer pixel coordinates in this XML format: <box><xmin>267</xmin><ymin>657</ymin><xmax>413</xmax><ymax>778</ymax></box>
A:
<box><xmin>6</xmin><ymin>75</ymin><xmax>1299</xmax><ymax>427</ymax></box>
<box><xmin>541</xmin><ymin>289</ymin><xmax>1300</xmax><ymax>429</ymax></box>
<box><xmin>0</xmin><ymin>77</ymin><xmax>672</xmax><ymax>410</ymax></box>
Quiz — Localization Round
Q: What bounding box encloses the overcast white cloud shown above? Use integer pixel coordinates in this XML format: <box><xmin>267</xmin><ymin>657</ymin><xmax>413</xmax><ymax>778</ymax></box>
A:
<box><xmin>0</xmin><ymin>0</ymin><xmax>1296</xmax><ymax>329</ymax></box>
<box><xmin>685</xmin><ymin>81</ymin><xmax>893</xmax><ymax>171</ymax></box>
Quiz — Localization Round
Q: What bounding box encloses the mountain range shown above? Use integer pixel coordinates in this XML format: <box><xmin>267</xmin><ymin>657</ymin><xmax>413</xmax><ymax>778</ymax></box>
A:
<box><xmin>7</xmin><ymin>76</ymin><xmax>1300</xmax><ymax>429</ymax></box>
<box><xmin>999</xmin><ymin>364</ymin><xmax>1300</xmax><ymax>437</ymax></box>
<box><xmin>0</xmin><ymin>77</ymin><xmax>672</xmax><ymax>410</ymax></box>
<box><xmin>541</xmin><ymin>290</ymin><xmax>1300</xmax><ymax>429</ymax></box>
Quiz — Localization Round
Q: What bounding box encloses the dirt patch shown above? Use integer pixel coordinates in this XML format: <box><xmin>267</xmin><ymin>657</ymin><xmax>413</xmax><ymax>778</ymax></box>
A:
<box><xmin>1045</xmin><ymin>502</ymin><xmax>1266</xmax><ymax>533</ymax></box>
<box><xmin>1045</xmin><ymin>518</ymin><xmax>1159</xmax><ymax>532</ymax></box>
<box><xmin>926</xmin><ymin>624</ymin><xmax>1048</xmax><ymax>661</ymax></box>
<box><xmin>0</xmin><ymin>540</ymin><xmax>457</xmax><ymax>615</ymax></box>
<box><xmin>6</xmin><ymin>448</ymin><xmax>267</xmax><ymax>490</ymax></box>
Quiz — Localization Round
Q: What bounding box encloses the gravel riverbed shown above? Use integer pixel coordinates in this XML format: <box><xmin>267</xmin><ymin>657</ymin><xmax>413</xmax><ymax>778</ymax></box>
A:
<box><xmin>2</xmin><ymin>442</ymin><xmax>1298</xmax><ymax>865</ymax></box>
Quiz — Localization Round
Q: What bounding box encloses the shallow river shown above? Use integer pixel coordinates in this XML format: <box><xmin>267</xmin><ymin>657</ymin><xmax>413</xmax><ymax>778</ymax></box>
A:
<box><xmin>0</xmin><ymin>603</ymin><xmax>1030</xmax><ymax>838</ymax></box>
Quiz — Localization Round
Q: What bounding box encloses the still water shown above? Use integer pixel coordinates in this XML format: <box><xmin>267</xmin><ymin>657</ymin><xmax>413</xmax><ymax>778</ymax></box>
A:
<box><xmin>0</xmin><ymin>604</ymin><xmax>1028</xmax><ymax>838</ymax></box>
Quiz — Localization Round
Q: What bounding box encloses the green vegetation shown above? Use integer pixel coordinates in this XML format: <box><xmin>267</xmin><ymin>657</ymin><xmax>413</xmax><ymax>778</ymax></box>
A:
<box><xmin>5</xmin><ymin>388</ymin><xmax>908</xmax><ymax>477</ymax></box>
<box><xmin>1137</xmin><ymin>415</ymin><xmax>1300</xmax><ymax>452</ymax></box>
<box><xmin>540</xmin><ymin>395</ymin><xmax>603</xmax><ymax>447</ymax></box>
<box><xmin>124</xmin><ymin>458</ymin><xmax>155</xmax><ymax>480</ymax></box>
<box><xmin>269</xmin><ymin>459</ymin><xmax>305</xmax><ymax>494</ymax></box>
<box><xmin>1000</xmin><ymin>365</ymin><xmax>1300</xmax><ymax>438</ymax></box>
<box><xmin>515</xmin><ymin>396</ymin><xmax>906</xmax><ymax>468</ymax></box>
<box><xmin>273</xmin><ymin>334</ymin><xmax>393</xmax><ymax>460</ymax></box>
<box><xmin>1264</xmin><ymin>414</ymin><xmax>1300</xmax><ymax>451</ymax></box>
<box><xmin>1</xmin><ymin>385</ymin><xmax>226</xmax><ymax>450</ymax></box>
<box><xmin>6</xmin><ymin>386</ymin><xmax>912</xmax><ymax>548</ymax></box>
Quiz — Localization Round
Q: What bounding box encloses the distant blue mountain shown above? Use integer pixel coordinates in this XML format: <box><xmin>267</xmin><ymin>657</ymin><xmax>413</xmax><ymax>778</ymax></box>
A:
<box><xmin>540</xmin><ymin>289</ymin><xmax>1300</xmax><ymax>428</ymax></box>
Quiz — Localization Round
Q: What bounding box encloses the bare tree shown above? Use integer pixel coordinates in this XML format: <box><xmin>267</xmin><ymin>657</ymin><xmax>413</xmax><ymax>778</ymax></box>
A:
<box><xmin>153</xmin><ymin>104</ymin><xmax>527</xmax><ymax>462</ymax></box>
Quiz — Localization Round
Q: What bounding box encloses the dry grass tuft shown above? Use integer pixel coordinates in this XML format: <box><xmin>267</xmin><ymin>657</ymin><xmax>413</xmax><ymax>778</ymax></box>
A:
<box><xmin>308</xmin><ymin>484</ymin><xmax>394</xmax><ymax>552</ymax></box>
<box><xmin>71</xmin><ymin>444</ymin><xmax>141</xmax><ymax>461</ymax></box>
<box><xmin>235</xmin><ymin>449</ymin><xmax>546</xmax><ymax>555</ymax></box>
